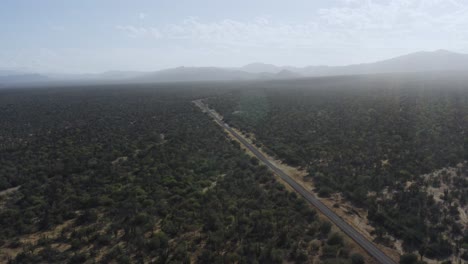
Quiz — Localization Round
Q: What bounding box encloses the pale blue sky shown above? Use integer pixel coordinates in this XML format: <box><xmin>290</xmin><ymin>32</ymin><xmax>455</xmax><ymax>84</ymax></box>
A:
<box><xmin>1</xmin><ymin>0</ymin><xmax>468</xmax><ymax>73</ymax></box>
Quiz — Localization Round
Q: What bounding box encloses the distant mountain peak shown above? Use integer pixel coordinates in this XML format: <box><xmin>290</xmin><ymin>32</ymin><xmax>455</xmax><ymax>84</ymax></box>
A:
<box><xmin>241</xmin><ymin>62</ymin><xmax>281</xmax><ymax>74</ymax></box>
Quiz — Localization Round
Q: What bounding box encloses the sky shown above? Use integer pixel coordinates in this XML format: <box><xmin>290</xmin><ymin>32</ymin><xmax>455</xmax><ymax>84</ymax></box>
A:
<box><xmin>1</xmin><ymin>0</ymin><xmax>468</xmax><ymax>73</ymax></box>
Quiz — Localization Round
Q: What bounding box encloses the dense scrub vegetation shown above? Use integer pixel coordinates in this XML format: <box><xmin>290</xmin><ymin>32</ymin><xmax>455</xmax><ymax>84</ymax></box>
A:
<box><xmin>206</xmin><ymin>74</ymin><xmax>468</xmax><ymax>260</ymax></box>
<box><xmin>0</xmin><ymin>85</ymin><xmax>358</xmax><ymax>263</ymax></box>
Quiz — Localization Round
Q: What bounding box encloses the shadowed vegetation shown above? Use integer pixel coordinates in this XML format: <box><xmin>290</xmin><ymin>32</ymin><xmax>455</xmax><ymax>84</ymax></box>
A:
<box><xmin>206</xmin><ymin>74</ymin><xmax>468</xmax><ymax>260</ymax></box>
<box><xmin>0</xmin><ymin>84</ymin><xmax>358</xmax><ymax>263</ymax></box>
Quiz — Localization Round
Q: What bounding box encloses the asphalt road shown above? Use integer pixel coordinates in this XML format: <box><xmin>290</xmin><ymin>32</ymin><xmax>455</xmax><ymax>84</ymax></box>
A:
<box><xmin>195</xmin><ymin>100</ymin><xmax>397</xmax><ymax>264</ymax></box>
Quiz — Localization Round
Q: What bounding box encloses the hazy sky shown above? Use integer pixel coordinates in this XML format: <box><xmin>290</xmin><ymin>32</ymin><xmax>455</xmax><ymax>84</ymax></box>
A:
<box><xmin>1</xmin><ymin>0</ymin><xmax>468</xmax><ymax>73</ymax></box>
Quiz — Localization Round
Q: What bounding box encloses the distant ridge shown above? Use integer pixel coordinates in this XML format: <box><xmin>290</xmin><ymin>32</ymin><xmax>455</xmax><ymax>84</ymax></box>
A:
<box><xmin>240</xmin><ymin>63</ymin><xmax>283</xmax><ymax>74</ymax></box>
<box><xmin>300</xmin><ymin>49</ymin><xmax>468</xmax><ymax>76</ymax></box>
<box><xmin>134</xmin><ymin>50</ymin><xmax>468</xmax><ymax>82</ymax></box>
<box><xmin>2</xmin><ymin>50</ymin><xmax>468</xmax><ymax>84</ymax></box>
<box><xmin>0</xmin><ymin>74</ymin><xmax>49</xmax><ymax>83</ymax></box>
<box><xmin>136</xmin><ymin>67</ymin><xmax>259</xmax><ymax>82</ymax></box>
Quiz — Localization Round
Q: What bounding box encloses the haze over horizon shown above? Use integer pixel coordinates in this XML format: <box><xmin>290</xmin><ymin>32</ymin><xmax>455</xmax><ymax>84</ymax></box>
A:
<box><xmin>2</xmin><ymin>0</ymin><xmax>468</xmax><ymax>74</ymax></box>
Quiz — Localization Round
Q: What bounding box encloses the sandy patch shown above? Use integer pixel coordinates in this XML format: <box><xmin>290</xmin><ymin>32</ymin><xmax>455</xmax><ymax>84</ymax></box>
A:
<box><xmin>0</xmin><ymin>186</ymin><xmax>20</xmax><ymax>197</ymax></box>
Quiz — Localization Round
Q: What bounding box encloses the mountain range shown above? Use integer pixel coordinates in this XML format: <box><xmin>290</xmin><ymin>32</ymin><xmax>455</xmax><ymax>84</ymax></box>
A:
<box><xmin>2</xmin><ymin>50</ymin><xmax>468</xmax><ymax>84</ymax></box>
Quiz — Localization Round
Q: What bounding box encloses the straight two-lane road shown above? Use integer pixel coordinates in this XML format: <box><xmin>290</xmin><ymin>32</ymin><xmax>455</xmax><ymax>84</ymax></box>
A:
<box><xmin>194</xmin><ymin>100</ymin><xmax>396</xmax><ymax>264</ymax></box>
